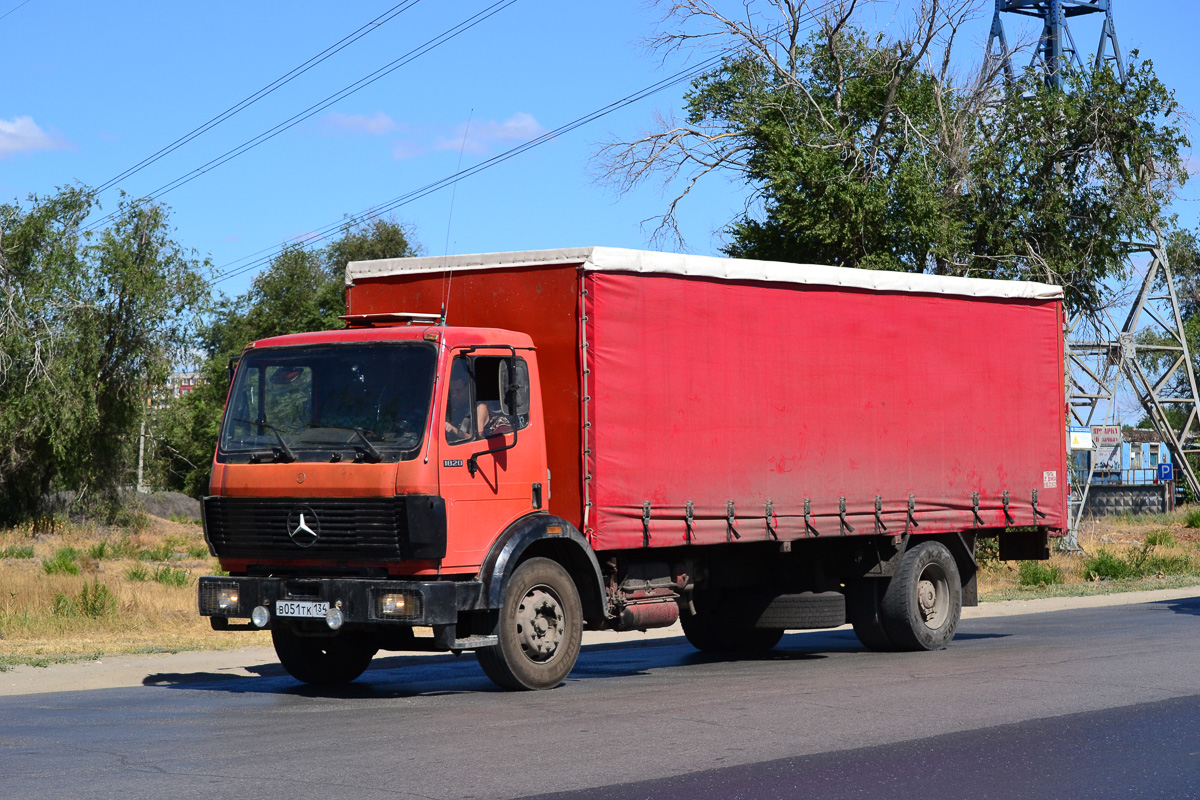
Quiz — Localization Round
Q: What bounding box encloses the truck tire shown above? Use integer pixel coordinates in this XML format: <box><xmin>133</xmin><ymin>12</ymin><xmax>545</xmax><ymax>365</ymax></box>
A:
<box><xmin>846</xmin><ymin>579</ymin><xmax>897</xmax><ymax>652</ymax></box>
<box><xmin>680</xmin><ymin>609</ymin><xmax>784</xmax><ymax>653</ymax></box>
<box><xmin>271</xmin><ymin>627</ymin><xmax>378</xmax><ymax>685</ymax></box>
<box><xmin>477</xmin><ymin>557</ymin><xmax>583</xmax><ymax>691</ymax></box>
<box><xmin>879</xmin><ymin>540</ymin><xmax>962</xmax><ymax>651</ymax></box>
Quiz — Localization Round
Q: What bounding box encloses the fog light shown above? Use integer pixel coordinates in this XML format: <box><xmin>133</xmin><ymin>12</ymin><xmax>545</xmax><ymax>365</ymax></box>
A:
<box><xmin>377</xmin><ymin>591</ymin><xmax>421</xmax><ymax>619</ymax></box>
<box><xmin>325</xmin><ymin>606</ymin><xmax>344</xmax><ymax>630</ymax></box>
<box><xmin>217</xmin><ymin>588</ymin><xmax>239</xmax><ymax>614</ymax></box>
<box><xmin>251</xmin><ymin>605</ymin><xmax>271</xmax><ymax>628</ymax></box>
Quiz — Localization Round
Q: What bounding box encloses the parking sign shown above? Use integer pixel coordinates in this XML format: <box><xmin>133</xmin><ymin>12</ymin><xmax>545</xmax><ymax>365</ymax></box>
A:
<box><xmin>1158</xmin><ymin>462</ymin><xmax>1173</xmax><ymax>482</ymax></box>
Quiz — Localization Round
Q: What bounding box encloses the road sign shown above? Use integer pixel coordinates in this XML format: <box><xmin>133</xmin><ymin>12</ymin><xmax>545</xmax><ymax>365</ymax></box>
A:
<box><xmin>1158</xmin><ymin>462</ymin><xmax>1173</xmax><ymax>482</ymax></box>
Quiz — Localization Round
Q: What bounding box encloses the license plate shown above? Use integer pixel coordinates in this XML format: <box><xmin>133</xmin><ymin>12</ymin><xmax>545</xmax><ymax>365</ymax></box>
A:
<box><xmin>275</xmin><ymin>600</ymin><xmax>329</xmax><ymax>619</ymax></box>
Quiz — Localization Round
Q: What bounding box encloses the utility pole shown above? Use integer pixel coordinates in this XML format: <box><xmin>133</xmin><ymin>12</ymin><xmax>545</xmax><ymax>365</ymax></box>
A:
<box><xmin>986</xmin><ymin>1</ymin><xmax>1200</xmax><ymax>545</ymax></box>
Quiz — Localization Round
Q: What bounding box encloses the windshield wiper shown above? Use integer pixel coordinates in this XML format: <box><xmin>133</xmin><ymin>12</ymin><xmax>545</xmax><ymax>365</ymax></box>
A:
<box><xmin>308</xmin><ymin>424</ymin><xmax>383</xmax><ymax>463</ymax></box>
<box><xmin>232</xmin><ymin>418</ymin><xmax>296</xmax><ymax>463</ymax></box>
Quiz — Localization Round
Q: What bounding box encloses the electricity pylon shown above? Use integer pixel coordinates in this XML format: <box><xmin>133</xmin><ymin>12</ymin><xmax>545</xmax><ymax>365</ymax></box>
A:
<box><xmin>986</xmin><ymin>1</ymin><xmax>1200</xmax><ymax>542</ymax></box>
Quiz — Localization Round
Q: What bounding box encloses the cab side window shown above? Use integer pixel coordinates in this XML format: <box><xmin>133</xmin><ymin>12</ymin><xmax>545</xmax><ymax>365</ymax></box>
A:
<box><xmin>444</xmin><ymin>354</ymin><xmax>531</xmax><ymax>445</ymax></box>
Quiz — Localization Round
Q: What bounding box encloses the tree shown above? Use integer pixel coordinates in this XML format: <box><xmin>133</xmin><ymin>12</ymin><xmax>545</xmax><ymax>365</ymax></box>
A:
<box><xmin>0</xmin><ymin>188</ymin><xmax>206</xmax><ymax>523</ymax></box>
<box><xmin>152</xmin><ymin>218</ymin><xmax>420</xmax><ymax>496</ymax></box>
<box><xmin>598</xmin><ymin>0</ymin><xmax>1189</xmax><ymax>313</ymax></box>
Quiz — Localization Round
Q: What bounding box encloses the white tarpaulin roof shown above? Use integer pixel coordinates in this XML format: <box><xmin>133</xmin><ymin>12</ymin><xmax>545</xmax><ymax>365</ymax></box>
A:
<box><xmin>346</xmin><ymin>246</ymin><xmax>1064</xmax><ymax>301</ymax></box>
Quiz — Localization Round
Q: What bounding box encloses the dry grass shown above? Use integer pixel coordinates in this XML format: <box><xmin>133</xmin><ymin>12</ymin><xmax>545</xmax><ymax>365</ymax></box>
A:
<box><xmin>0</xmin><ymin>515</ymin><xmax>254</xmax><ymax>670</ymax></box>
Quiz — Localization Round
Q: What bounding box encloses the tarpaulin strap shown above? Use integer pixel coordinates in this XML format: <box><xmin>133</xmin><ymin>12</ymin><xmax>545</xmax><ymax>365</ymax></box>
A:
<box><xmin>874</xmin><ymin>496</ymin><xmax>888</xmax><ymax>535</ymax></box>
<box><xmin>1032</xmin><ymin>489</ymin><xmax>1047</xmax><ymax>519</ymax></box>
<box><xmin>905</xmin><ymin>493</ymin><xmax>920</xmax><ymax>534</ymax></box>
<box><xmin>1002</xmin><ymin>490</ymin><xmax>1015</xmax><ymax>526</ymax></box>
<box><xmin>765</xmin><ymin>500</ymin><xmax>778</xmax><ymax>540</ymax></box>
<box><xmin>685</xmin><ymin>501</ymin><xmax>694</xmax><ymax>544</ymax></box>
<box><xmin>839</xmin><ymin>497</ymin><xmax>854</xmax><ymax>535</ymax></box>
<box><xmin>642</xmin><ymin>501</ymin><xmax>651</xmax><ymax>547</ymax></box>
<box><xmin>972</xmin><ymin>492</ymin><xmax>984</xmax><ymax>527</ymax></box>
<box><xmin>804</xmin><ymin>499</ymin><xmax>819</xmax><ymax>537</ymax></box>
<box><xmin>726</xmin><ymin>501</ymin><xmax>740</xmax><ymax>541</ymax></box>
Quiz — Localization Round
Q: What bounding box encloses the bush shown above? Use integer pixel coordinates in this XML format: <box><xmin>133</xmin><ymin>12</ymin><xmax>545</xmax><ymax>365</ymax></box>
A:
<box><xmin>186</xmin><ymin>543</ymin><xmax>210</xmax><ymax>559</ymax></box>
<box><xmin>42</xmin><ymin>548</ymin><xmax>81</xmax><ymax>576</ymax></box>
<box><xmin>1084</xmin><ymin>544</ymin><xmax>1195</xmax><ymax>581</ymax></box>
<box><xmin>1184</xmin><ymin>510</ymin><xmax>1200</xmax><ymax>529</ymax></box>
<box><xmin>125</xmin><ymin>564</ymin><xmax>149</xmax><ymax>582</ymax></box>
<box><xmin>0</xmin><ymin>545</ymin><xmax>35</xmax><ymax>559</ymax></box>
<box><xmin>1018</xmin><ymin>561</ymin><xmax>1064</xmax><ymax>586</ymax></box>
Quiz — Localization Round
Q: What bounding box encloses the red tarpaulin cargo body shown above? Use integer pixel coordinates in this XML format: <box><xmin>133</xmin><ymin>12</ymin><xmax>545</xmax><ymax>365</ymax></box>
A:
<box><xmin>347</xmin><ymin>247</ymin><xmax>1068</xmax><ymax>550</ymax></box>
<box><xmin>198</xmin><ymin>246</ymin><xmax>1068</xmax><ymax>691</ymax></box>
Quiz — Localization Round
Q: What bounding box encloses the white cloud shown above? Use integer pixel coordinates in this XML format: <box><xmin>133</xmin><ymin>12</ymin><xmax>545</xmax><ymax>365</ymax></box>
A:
<box><xmin>0</xmin><ymin>116</ymin><xmax>68</xmax><ymax>158</ymax></box>
<box><xmin>322</xmin><ymin>111</ymin><xmax>400</xmax><ymax>136</ymax></box>
<box><xmin>434</xmin><ymin>112</ymin><xmax>544</xmax><ymax>155</ymax></box>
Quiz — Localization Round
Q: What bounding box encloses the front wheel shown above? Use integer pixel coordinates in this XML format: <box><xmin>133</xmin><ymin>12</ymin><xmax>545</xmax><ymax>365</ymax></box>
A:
<box><xmin>879</xmin><ymin>540</ymin><xmax>962</xmax><ymax>651</ymax></box>
<box><xmin>271</xmin><ymin>627</ymin><xmax>378</xmax><ymax>685</ymax></box>
<box><xmin>477</xmin><ymin>557</ymin><xmax>583</xmax><ymax>690</ymax></box>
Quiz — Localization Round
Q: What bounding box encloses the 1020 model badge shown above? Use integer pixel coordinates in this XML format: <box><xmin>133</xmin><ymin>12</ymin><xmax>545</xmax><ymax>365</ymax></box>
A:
<box><xmin>286</xmin><ymin>507</ymin><xmax>320</xmax><ymax>548</ymax></box>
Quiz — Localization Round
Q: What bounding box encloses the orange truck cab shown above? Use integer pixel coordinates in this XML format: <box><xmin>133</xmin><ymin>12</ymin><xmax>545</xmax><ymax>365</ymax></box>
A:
<box><xmin>199</xmin><ymin>247</ymin><xmax>1067</xmax><ymax>691</ymax></box>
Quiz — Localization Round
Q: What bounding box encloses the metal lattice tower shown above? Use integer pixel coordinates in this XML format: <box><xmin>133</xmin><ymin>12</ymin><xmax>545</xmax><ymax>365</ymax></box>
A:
<box><xmin>986</xmin><ymin>1</ymin><xmax>1200</xmax><ymax>541</ymax></box>
<box><xmin>987</xmin><ymin>1</ymin><xmax>1126</xmax><ymax>88</ymax></box>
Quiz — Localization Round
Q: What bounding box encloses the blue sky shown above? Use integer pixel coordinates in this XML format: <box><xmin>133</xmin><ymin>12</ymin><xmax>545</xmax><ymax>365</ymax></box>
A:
<box><xmin>3</xmin><ymin>0</ymin><xmax>1198</xmax><ymax>301</ymax></box>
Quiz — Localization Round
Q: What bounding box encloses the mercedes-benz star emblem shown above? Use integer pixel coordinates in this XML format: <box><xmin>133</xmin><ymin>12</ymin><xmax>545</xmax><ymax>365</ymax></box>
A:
<box><xmin>286</xmin><ymin>507</ymin><xmax>320</xmax><ymax>548</ymax></box>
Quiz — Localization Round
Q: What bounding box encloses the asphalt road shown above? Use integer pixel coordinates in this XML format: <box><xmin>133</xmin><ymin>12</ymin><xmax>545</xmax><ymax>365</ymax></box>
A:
<box><xmin>3</xmin><ymin>597</ymin><xmax>1200</xmax><ymax>799</ymax></box>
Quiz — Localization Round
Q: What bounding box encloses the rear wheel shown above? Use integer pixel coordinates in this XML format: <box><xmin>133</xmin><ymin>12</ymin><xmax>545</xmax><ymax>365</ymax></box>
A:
<box><xmin>477</xmin><ymin>557</ymin><xmax>583</xmax><ymax>691</ymax></box>
<box><xmin>847</xmin><ymin>579</ymin><xmax>897</xmax><ymax>652</ymax></box>
<box><xmin>271</xmin><ymin>627</ymin><xmax>378</xmax><ymax>685</ymax></box>
<box><xmin>879</xmin><ymin>540</ymin><xmax>962</xmax><ymax>651</ymax></box>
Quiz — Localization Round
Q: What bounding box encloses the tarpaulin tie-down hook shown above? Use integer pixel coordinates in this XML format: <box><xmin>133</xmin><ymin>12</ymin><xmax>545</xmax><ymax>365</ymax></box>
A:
<box><xmin>804</xmin><ymin>499</ymin><xmax>819</xmax><ymax>537</ymax></box>
<box><xmin>765</xmin><ymin>500</ymin><xmax>778</xmax><ymax>540</ymax></box>
<box><xmin>972</xmin><ymin>492</ymin><xmax>984</xmax><ymax>528</ymax></box>
<box><xmin>1002</xmin><ymin>490</ymin><xmax>1015</xmax><ymax>526</ymax></box>
<box><xmin>1032</xmin><ymin>489</ymin><xmax>1047</xmax><ymax>519</ymax></box>
<box><xmin>905</xmin><ymin>493</ymin><xmax>920</xmax><ymax>534</ymax></box>
<box><xmin>726</xmin><ymin>501</ymin><xmax>740</xmax><ymax>541</ymax></box>
<box><xmin>839</xmin><ymin>497</ymin><xmax>854</xmax><ymax>535</ymax></box>
<box><xmin>874</xmin><ymin>496</ymin><xmax>887</xmax><ymax>535</ymax></box>
<box><xmin>685</xmin><ymin>501</ymin><xmax>694</xmax><ymax>545</ymax></box>
<box><xmin>642</xmin><ymin>501</ymin><xmax>651</xmax><ymax>547</ymax></box>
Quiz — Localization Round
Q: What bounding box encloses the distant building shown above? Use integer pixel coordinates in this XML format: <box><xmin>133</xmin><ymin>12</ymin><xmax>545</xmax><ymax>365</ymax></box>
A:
<box><xmin>168</xmin><ymin>372</ymin><xmax>200</xmax><ymax>398</ymax></box>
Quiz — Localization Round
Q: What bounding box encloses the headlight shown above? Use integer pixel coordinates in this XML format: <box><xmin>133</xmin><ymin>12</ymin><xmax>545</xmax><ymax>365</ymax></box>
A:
<box><xmin>200</xmin><ymin>581</ymin><xmax>242</xmax><ymax>616</ymax></box>
<box><xmin>376</xmin><ymin>591</ymin><xmax>422</xmax><ymax>619</ymax></box>
<box><xmin>251</xmin><ymin>605</ymin><xmax>271</xmax><ymax>628</ymax></box>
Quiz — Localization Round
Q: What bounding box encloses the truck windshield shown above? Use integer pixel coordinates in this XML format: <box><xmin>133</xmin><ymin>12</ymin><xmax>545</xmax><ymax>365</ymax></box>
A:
<box><xmin>220</xmin><ymin>342</ymin><xmax>437</xmax><ymax>463</ymax></box>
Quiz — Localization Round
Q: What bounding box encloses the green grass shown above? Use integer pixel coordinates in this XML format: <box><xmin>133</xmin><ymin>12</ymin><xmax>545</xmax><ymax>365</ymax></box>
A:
<box><xmin>1145</xmin><ymin>530</ymin><xmax>1179</xmax><ymax>547</ymax></box>
<box><xmin>982</xmin><ymin>573</ymin><xmax>1200</xmax><ymax>602</ymax></box>
<box><xmin>51</xmin><ymin>581</ymin><xmax>116</xmax><ymax>619</ymax></box>
<box><xmin>186</xmin><ymin>543</ymin><xmax>210</xmax><ymax>559</ymax></box>
<box><xmin>1083</xmin><ymin>543</ymin><xmax>1194</xmax><ymax>582</ymax></box>
<box><xmin>124</xmin><ymin>563</ymin><xmax>150</xmax><ymax>582</ymax></box>
<box><xmin>151</xmin><ymin>566</ymin><xmax>191</xmax><ymax>588</ymax></box>
<box><xmin>1018</xmin><ymin>561</ymin><xmax>1064</xmax><ymax>586</ymax></box>
<box><xmin>42</xmin><ymin>548</ymin><xmax>81</xmax><ymax>576</ymax></box>
<box><xmin>1184</xmin><ymin>509</ymin><xmax>1200</xmax><ymax>529</ymax></box>
<box><xmin>0</xmin><ymin>545</ymin><xmax>35</xmax><ymax>559</ymax></box>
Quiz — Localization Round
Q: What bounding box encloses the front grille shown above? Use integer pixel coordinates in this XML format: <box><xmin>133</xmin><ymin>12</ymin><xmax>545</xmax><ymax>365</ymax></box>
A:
<box><xmin>204</xmin><ymin>497</ymin><xmax>417</xmax><ymax>561</ymax></box>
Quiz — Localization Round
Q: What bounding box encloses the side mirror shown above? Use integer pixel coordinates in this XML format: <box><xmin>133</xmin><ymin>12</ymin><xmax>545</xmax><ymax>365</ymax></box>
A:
<box><xmin>227</xmin><ymin>356</ymin><xmax>241</xmax><ymax>387</ymax></box>
<box><xmin>507</xmin><ymin>360</ymin><xmax>530</xmax><ymax>417</ymax></box>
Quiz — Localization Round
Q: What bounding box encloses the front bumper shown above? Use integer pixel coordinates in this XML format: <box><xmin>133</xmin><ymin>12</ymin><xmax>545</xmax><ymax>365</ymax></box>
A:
<box><xmin>198</xmin><ymin>575</ymin><xmax>483</xmax><ymax>628</ymax></box>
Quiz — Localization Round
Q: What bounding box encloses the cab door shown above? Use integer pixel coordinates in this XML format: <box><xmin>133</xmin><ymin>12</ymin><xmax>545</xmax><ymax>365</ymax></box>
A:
<box><xmin>437</xmin><ymin>350</ymin><xmax>542</xmax><ymax>569</ymax></box>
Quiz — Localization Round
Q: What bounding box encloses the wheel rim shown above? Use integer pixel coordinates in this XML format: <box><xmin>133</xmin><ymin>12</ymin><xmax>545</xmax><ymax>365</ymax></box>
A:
<box><xmin>916</xmin><ymin>562</ymin><xmax>949</xmax><ymax>629</ymax></box>
<box><xmin>514</xmin><ymin>584</ymin><xmax>566</xmax><ymax>663</ymax></box>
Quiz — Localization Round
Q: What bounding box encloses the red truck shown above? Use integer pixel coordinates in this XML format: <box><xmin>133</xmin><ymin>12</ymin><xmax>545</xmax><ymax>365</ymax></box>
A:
<box><xmin>199</xmin><ymin>247</ymin><xmax>1067</xmax><ymax>689</ymax></box>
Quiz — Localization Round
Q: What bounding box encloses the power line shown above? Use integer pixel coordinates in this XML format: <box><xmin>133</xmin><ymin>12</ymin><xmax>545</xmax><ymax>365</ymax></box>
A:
<box><xmin>0</xmin><ymin>0</ymin><xmax>32</xmax><ymax>23</ymax></box>
<box><xmin>94</xmin><ymin>1</ymin><xmax>423</xmax><ymax>195</ymax></box>
<box><xmin>85</xmin><ymin>0</ymin><xmax>518</xmax><ymax>233</ymax></box>
<box><xmin>211</xmin><ymin>4</ymin><xmax>836</xmax><ymax>287</ymax></box>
